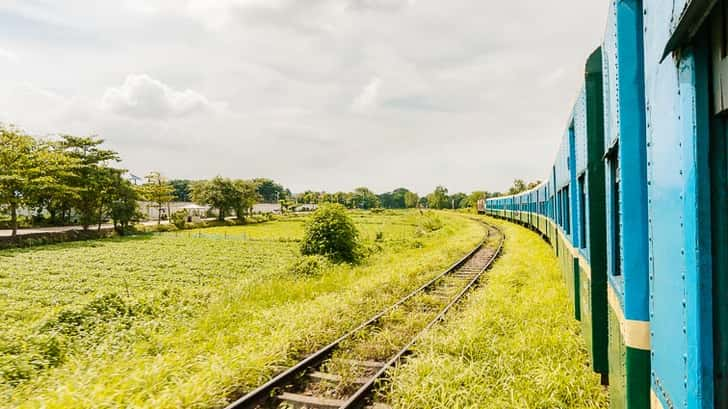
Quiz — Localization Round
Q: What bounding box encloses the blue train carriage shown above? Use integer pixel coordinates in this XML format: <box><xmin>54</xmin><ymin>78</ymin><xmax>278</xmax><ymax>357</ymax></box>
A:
<box><xmin>552</xmin><ymin>52</ymin><xmax>610</xmax><ymax>386</ymax></box>
<box><xmin>601</xmin><ymin>1</ymin><xmax>651</xmax><ymax>407</ymax></box>
<box><xmin>644</xmin><ymin>0</ymin><xmax>727</xmax><ymax>408</ymax></box>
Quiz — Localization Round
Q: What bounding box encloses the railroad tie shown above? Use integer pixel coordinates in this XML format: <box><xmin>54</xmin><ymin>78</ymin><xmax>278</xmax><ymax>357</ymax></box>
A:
<box><xmin>277</xmin><ymin>392</ymin><xmax>345</xmax><ymax>409</ymax></box>
<box><xmin>308</xmin><ymin>371</ymin><xmax>369</xmax><ymax>385</ymax></box>
<box><xmin>339</xmin><ymin>359</ymin><xmax>385</xmax><ymax>368</ymax></box>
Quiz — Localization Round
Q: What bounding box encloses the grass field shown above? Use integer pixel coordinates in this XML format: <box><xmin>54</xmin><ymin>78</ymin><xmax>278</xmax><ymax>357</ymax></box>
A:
<box><xmin>384</xmin><ymin>217</ymin><xmax>609</xmax><ymax>409</ymax></box>
<box><xmin>0</xmin><ymin>210</ymin><xmax>484</xmax><ymax>408</ymax></box>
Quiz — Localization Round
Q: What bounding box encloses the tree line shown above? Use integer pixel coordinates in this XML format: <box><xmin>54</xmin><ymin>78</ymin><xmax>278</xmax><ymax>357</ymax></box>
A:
<box><xmin>291</xmin><ymin>186</ymin><xmax>494</xmax><ymax>211</ymax></box>
<box><xmin>1</xmin><ymin>124</ymin><xmax>540</xmax><ymax>236</ymax></box>
<box><xmin>1</xmin><ymin>126</ymin><xmax>133</xmax><ymax>236</ymax></box>
<box><xmin>291</xmin><ymin>179</ymin><xmax>541</xmax><ymax>211</ymax></box>
<box><xmin>0</xmin><ymin>126</ymin><xmax>290</xmax><ymax>236</ymax></box>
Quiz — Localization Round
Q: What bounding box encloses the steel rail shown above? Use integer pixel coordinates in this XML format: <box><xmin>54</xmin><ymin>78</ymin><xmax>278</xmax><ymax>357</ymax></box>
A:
<box><xmin>224</xmin><ymin>221</ymin><xmax>502</xmax><ymax>409</ymax></box>
<box><xmin>341</xmin><ymin>223</ymin><xmax>504</xmax><ymax>408</ymax></box>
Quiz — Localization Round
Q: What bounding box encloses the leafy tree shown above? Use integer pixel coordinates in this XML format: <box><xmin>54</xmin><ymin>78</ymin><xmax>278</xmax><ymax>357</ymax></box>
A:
<box><xmin>170</xmin><ymin>179</ymin><xmax>192</xmax><ymax>202</ymax></box>
<box><xmin>450</xmin><ymin>192</ymin><xmax>468</xmax><ymax>209</ymax></box>
<box><xmin>527</xmin><ymin>180</ymin><xmax>542</xmax><ymax>189</ymax></box>
<box><xmin>253</xmin><ymin>178</ymin><xmax>288</xmax><ymax>203</ymax></box>
<box><xmin>192</xmin><ymin>177</ymin><xmax>227</xmax><ymax>221</ymax></box>
<box><xmin>0</xmin><ymin>127</ymin><xmax>72</xmax><ymax>236</ymax></box>
<box><xmin>427</xmin><ymin>186</ymin><xmax>450</xmax><ymax>209</ymax></box>
<box><xmin>191</xmin><ymin>176</ymin><xmax>240</xmax><ymax>221</ymax></box>
<box><xmin>26</xmin><ymin>141</ymin><xmax>79</xmax><ymax>226</ymax></box>
<box><xmin>352</xmin><ymin>187</ymin><xmax>379</xmax><ymax>209</ymax></box>
<box><xmin>418</xmin><ymin>196</ymin><xmax>428</xmax><ymax>208</ymax></box>
<box><xmin>320</xmin><ymin>192</ymin><xmax>334</xmax><ymax>204</ymax></box>
<box><xmin>141</xmin><ymin>171</ymin><xmax>174</xmax><ymax>225</ymax></box>
<box><xmin>375</xmin><ymin>188</ymin><xmax>413</xmax><ymax>209</ymax></box>
<box><xmin>507</xmin><ymin>179</ymin><xmax>528</xmax><ymax>195</ymax></box>
<box><xmin>391</xmin><ymin>188</ymin><xmax>411</xmax><ymax>208</ymax></box>
<box><xmin>108</xmin><ymin>174</ymin><xmax>140</xmax><ymax>234</ymax></box>
<box><xmin>332</xmin><ymin>192</ymin><xmax>351</xmax><ymax>207</ymax></box>
<box><xmin>404</xmin><ymin>191</ymin><xmax>419</xmax><ymax>208</ymax></box>
<box><xmin>466</xmin><ymin>191</ymin><xmax>488</xmax><ymax>210</ymax></box>
<box><xmin>232</xmin><ymin>179</ymin><xmax>260</xmax><ymax>221</ymax></box>
<box><xmin>378</xmin><ymin>192</ymin><xmax>394</xmax><ymax>208</ymax></box>
<box><xmin>298</xmin><ymin>190</ymin><xmax>321</xmax><ymax>205</ymax></box>
<box><xmin>58</xmin><ymin>135</ymin><xmax>120</xmax><ymax>230</ymax></box>
<box><xmin>301</xmin><ymin>203</ymin><xmax>359</xmax><ymax>262</ymax></box>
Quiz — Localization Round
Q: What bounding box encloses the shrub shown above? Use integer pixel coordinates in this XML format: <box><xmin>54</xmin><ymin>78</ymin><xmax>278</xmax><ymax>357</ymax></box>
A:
<box><xmin>171</xmin><ymin>210</ymin><xmax>188</xmax><ymax>229</ymax></box>
<box><xmin>287</xmin><ymin>255</ymin><xmax>330</xmax><ymax>277</ymax></box>
<box><xmin>420</xmin><ymin>212</ymin><xmax>443</xmax><ymax>232</ymax></box>
<box><xmin>301</xmin><ymin>203</ymin><xmax>360</xmax><ymax>263</ymax></box>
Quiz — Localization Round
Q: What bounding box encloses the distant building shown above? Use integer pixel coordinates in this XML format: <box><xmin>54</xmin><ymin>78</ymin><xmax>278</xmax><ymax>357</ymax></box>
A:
<box><xmin>252</xmin><ymin>203</ymin><xmax>282</xmax><ymax>214</ymax></box>
<box><xmin>293</xmin><ymin>204</ymin><xmax>318</xmax><ymax>212</ymax></box>
<box><xmin>139</xmin><ymin>202</ymin><xmax>212</xmax><ymax>221</ymax></box>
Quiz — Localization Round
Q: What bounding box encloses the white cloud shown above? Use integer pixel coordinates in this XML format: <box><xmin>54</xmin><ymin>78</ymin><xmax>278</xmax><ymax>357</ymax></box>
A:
<box><xmin>352</xmin><ymin>77</ymin><xmax>381</xmax><ymax>113</ymax></box>
<box><xmin>0</xmin><ymin>1</ymin><xmax>609</xmax><ymax>193</ymax></box>
<box><xmin>347</xmin><ymin>0</ymin><xmax>416</xmax><ymax>11</ymax></box>
<box><xmin>0</xmin><ymin>48</ymin><xmax>19</xmax><ymax>63</ymax></box>
<box><xmin>101</xmin><ymin>74</ymin><xmax>214</xmax><ymax>119</ymax></box>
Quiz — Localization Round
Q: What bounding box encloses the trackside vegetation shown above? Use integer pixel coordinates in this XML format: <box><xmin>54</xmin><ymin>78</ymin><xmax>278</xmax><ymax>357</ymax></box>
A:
<box><xmin>0</xmin><ymin>210</ymin><xmax>484</xmax><ymax>408</ymax></box>
<box><xmin>384</xmin><ymin>217</ymin><xmax>609</xmax><ymax>408</ymax></box>
<box><xmin>301</xmin><ymin>204</ymin><xmax>360</xmax><ymax>263</ymax></box>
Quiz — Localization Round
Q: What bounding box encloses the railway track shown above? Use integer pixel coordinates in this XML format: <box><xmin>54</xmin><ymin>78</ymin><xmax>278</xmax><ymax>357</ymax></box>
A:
<box><xmin>225</xmin><ymin>222</ymin><xmax>504</xmax><ymax>409</ymax></box>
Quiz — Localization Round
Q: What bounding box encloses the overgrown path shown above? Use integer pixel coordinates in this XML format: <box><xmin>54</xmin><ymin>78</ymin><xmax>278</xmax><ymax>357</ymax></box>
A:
<box><xmin>383</xmin><ymin>216</ymin><xmax>609</xmax><ymax>409</ymax></box>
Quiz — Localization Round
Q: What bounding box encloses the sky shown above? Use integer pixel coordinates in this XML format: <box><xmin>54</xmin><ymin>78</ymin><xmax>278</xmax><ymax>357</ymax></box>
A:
<box><xmin>0</xmin><ymin>1</ymin><xmax>608</xmax><ymax>195</ymax></box>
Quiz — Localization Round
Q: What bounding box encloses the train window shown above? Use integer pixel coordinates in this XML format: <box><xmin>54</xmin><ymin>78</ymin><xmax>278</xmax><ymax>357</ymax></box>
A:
<box><xmin>609</xmin><ymin>150</ymin><xmax>621</xmax><ymax>276</ymax></box>
<box><xmin>564</xmin><ymin>186</ymin><xmax>571</xmax><ymax>234</ymax></box>
<box><xmin>578</xmin><ymin>174</ymin><xmax>587</xmax><ymax>249</ymax></box>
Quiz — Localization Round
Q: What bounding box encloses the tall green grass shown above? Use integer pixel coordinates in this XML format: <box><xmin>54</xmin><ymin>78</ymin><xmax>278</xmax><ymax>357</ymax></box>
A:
<box><xmin>1</xmin><ymin>211</ymin><xmax>484</xmax><ymax>408</ymax></box>
<box><xmin>384</xmin><ymin>217</ymin><xmax>609</xmax><ymax>409</ymax></box>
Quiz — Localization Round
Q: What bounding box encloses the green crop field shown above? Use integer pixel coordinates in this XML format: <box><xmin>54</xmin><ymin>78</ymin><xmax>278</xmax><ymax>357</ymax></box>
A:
<box><xmin>0</xmin><ymin>210</ymin><xmax>484</xmax><ymax>408</ymax></box>
<box><xmin>384</xmin><ymin>217</ymin><xmax>609</xmax><ymax>409</ymax></box>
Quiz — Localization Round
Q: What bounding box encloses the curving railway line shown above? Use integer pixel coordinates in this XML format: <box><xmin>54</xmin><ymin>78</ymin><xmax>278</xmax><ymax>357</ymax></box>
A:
<box><xmin>225</xmin><ymin>221</ymin><xmax>504</xmax><ymax>409</ymax></box>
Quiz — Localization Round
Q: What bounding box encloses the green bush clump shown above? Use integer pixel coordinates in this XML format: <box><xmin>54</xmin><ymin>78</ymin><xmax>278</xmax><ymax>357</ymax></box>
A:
<box><xmin>287</xmin><ymin>255</ymin><xmax>330</xmax><ymax>277</ymax></box>
<box><xmin>420</xmin><ymin>212</ymin><xmax>443</xmax><ymax>232</ymax></box>
<box><xmin>301</xmin><ymin>204</ymin><xmax>360</xmax><ymax>263</ymax></box>
<box><xmin>171</xmin><ymin>210</ymin><xmax>188</xmax><ymax>229</ymax></box>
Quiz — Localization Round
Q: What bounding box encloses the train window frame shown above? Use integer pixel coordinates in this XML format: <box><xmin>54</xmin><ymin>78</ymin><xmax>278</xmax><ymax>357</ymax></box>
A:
<box><xmin>578</xmin><ymin>173</ymin><xmax>587</xmax><ymax>249</ymax></box>
<box><xmin>564</xmin><ymin>185</ymin><xmax>571</xmax><ymax>235</ymax></box>
<box><xmin>608</xmin><ymin>148</ymin><xmax>622</xmax><ymax>277</ymax></box>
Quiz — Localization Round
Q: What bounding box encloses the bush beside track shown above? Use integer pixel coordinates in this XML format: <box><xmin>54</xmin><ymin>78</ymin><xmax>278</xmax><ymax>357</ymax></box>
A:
<box><xmin>385</xmin><ymin>217</ymin><xmax>608</xmax><ymax>409</ymax></box>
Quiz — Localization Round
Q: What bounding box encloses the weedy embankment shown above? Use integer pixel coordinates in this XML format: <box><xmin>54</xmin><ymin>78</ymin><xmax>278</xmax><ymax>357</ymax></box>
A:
<box><xmin>384</xmin><ymin>217</ymin><xmax>609</xmax><ymax>409</ymax></box>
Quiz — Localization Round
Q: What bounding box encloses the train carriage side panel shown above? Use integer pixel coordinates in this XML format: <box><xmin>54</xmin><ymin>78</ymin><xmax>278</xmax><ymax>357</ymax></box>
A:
<box><xmin>584</xmin><ymin>47</ymin><xmax>609</xmax><ymax>379</ymax></box>
<box><xmin>570</xmin><ymin>56</ymin><xmax>610</xmax><ymax>379</ymax></box>
<box><xmin>644</xmin><ymin>1</ymin><xmax>719</xmax><ymax>408</ymax></box>
<box><xmin>602</xmin><ymin>1</ymin><xmax>651</xmax><ymax>407</ymax></box>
